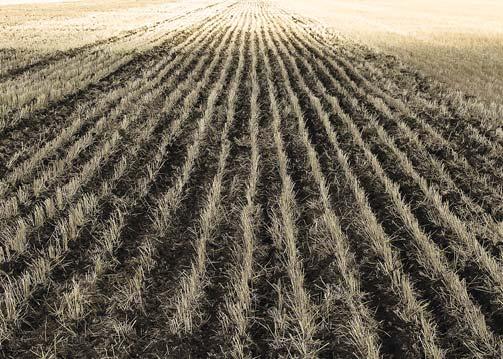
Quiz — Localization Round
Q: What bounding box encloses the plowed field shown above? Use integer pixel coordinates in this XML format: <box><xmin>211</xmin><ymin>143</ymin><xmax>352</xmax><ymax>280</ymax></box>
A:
<box><xmin>0</xmin><ymin>1</ymin><xmax>502</xmax><ymax>358</ymax></box>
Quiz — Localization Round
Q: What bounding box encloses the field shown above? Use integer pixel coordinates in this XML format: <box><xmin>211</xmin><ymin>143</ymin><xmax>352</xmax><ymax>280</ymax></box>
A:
<box><xmin>276</xmin><ymin>0</ymin><xmax>503</xmax><ymax>106</ymax></box>
<box><xmin>0</xmin><ymin>0</ymin><xmax>502</xmax><ymax>358</ymax></box>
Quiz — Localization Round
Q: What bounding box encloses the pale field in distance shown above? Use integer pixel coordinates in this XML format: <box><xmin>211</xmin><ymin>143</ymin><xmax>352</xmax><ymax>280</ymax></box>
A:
<box><xmin>0</xmin><ymin>0</ymin><xmax>198</xmax><ymax>50</ymax></box>
<box><xmin>0</xmin><ymin>0</ymin><xmax>79</xmax><ymax>5</ymax></box>
<box><xmin>276</xmin><ymin>0</ymin><xmax>503</xmax><ymax>105</ymax></box>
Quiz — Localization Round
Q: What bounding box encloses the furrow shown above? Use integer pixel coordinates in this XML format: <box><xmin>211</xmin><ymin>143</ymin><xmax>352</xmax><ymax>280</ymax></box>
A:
<box><xmin>275</xmin><ymin>13</ymin><xmax>503</xmax><ymax>357</ymax></box>
<box><xmin>0</xmin><ymin>10</ymin><xmax>229</xmax><ymax>221</ymax></box>
<box><xmin>0</xmin><ymin>2</ymin><xmax>236</xmax><ymax>170</ymax></box>
<box><xmin>0</xmin><ymin>12</ymin><xmax>238</xmax><ymax>346</ymax></box>
<box><xmin>300</xmin><ymin>20</ymin><xmax>503</xmax><ymax>150</ymax></box>
<box><xmin>86</xmin><ymin>12</ymin><xmax>244</xmax><ymax>356</ymax></box>
<box><xmin>277</xmin><ymin>16</ymin><xmax>503</xmax><ymax>319</ymax></box>
<box><xmin>329</xmin><ymin>37</ymin><xmax>503</xmax><ymax>148</ymax></box>
<box><xmin>167</xmin><ymin>11</ymin><xmax>249</xmax><ymax>337</ymax></box>
<box><xmin>283</xmin><ymin>15</ymin><xmax>503</xmax><ymax>211</ymax></box>
<box><xmin>0</xmin><ymin>1</ymin><xmax>236</xmax><ymax>133</ymax></box>
<box><xmin>219</xmin><ymin>19</ymin><xmax>261</xmax><ymax>358</ymax></box>
<box><xmin>265</xmin><ymin>10</ymin><xmax>445</xmax><ymax>359</ymax></box>
<box><xmin>259</xmin><ymin>19</ymin><xmax>320</xmax><ymax>358</ymax></box>
<box><xmin>41</xmin><ymin>17</ymin><xmax>241</xmax><ymax>356</ymax></box>
<box><xmin>0</xmin><ymin>11</ymin><xmax>233</xmax><ymax>269</ymax></box>
<box><xmin>265</xmin><ymin>15</ymin><xmax>383</xmax><ymax>359</ymax></box>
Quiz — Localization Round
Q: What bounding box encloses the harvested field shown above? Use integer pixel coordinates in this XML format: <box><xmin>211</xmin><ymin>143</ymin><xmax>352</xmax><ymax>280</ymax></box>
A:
<box><xmin>0</xmin><ymin>0</ymin><xmax>502</xmax><ymax>358</ymax></box>
<box><xmin>274</xmin><ymin>0</ymin><xmax>503</xmax><ymax>105</ymax></box>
